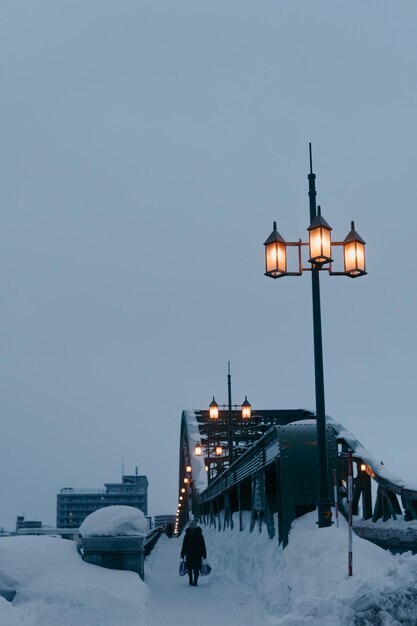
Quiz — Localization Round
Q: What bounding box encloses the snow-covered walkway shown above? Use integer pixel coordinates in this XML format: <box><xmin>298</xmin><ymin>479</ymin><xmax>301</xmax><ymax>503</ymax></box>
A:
<box><xmin>145</xmin><ymin>535</ymin><xmax>271</xmax><ymax>626</ymax></box>
<box><xmin>5</xmin><ymin>513</ymin><xmax>417</xmax><ymax>625</ymax></box>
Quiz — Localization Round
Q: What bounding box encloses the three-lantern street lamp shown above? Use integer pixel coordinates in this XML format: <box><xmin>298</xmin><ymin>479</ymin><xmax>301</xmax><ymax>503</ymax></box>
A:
<box><xmin>263</xmin><ymin>144</ymin><xmax>367</xmax><ymax>528</ymax></box>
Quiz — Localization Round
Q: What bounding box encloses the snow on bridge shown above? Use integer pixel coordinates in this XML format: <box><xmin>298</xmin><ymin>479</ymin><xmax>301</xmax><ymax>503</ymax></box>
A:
<box><xmin>179</xmin><ymin>409</ymin><xmax>417</xmax><ymax>551</ymax></box>
<box><xmin>2</xmin><ymin>510</ymin><xmax>417</xmax><ymax>624</ymax></box>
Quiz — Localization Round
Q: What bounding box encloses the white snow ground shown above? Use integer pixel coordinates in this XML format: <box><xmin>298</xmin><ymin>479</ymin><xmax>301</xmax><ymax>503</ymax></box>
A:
<box><xmin>145</xmin><ymin>534</ymin><xmax>271</xmax><ymax>626</ymax></box>
<box><xmin>3</xmin><ymin>511</ymin><xmax>417</xmax><ymax>625</ymax></box>
<box><xmin>200</xmin><ymin>512</ymin><xmax>417</xmax><ymax>625</ymax></box>
<box><xmin>0</xmin><ymin>535</ymin><xmax>148</xmax><ymax>625</ymax></box>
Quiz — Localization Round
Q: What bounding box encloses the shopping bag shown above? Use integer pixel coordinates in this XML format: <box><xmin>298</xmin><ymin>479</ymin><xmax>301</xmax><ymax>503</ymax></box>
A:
<box><xmin>200</xmin><ymin>561</ymin><xmax>212</xmax><ymax>576</ymax></box>
<box><xmin>179</xmin><ymin>560</ymin><xmax>187</xmax><ymax>576</ymax></box>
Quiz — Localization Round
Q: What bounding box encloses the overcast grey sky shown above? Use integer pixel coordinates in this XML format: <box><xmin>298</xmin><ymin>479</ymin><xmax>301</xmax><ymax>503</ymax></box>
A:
<box><xmin>0</xmin><ymin>1</ymin><xmax>416</xmax><ymax>530</ymax></box>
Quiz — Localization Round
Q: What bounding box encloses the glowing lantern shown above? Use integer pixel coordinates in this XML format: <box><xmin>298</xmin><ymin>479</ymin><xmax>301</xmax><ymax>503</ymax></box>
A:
<box><xmin>195</xmin><ymin>442</ymin><xmax>202</xmax><ymax>456</ymax></box>
<box><xmin>343</xmin><ymin>221</ymin><xmax>366</xmax><ymax>277</ymax></box>
<box><xmin>264</xmin><ymin>221</ymin><xmax>287</xmax><ymax>278</ymax></box>
<box><xmin>308</xmin><ymin>207</ymin><xmax>333</xmax><ymax>265</ymax></box>
<box><xmin>186</xmin><ymin>465</ymin><xmax>192</xmax><ymax>473</ymax></box>
<box><xmin>215</xmin><ymin>443</ymin><xmax>223</xmax><ymax>456</ymax></box>
<box><xmin>209</xmin><ymin>397</ymin><xmax>219</xmax><ymax>420</ymax></box>
<box><xmin>241</xmin><ymin>396</ymin><xmax>251</xmax><ymax>419</ymax></box>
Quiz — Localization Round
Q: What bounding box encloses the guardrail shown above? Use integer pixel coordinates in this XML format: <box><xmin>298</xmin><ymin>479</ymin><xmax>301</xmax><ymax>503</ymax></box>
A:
<box><xmin>80</xmin><ymin>527</ymin><xmax>162</xmax><ymax>579</ymax></box>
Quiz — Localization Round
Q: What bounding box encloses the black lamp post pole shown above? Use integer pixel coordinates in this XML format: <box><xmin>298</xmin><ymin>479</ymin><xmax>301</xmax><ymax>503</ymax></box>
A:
<box><xmin>227</xmin><ymin>361</ymin><xmax>234</xmax><ymax>466</ymax></box>
<box><xmin>308</xmin><ymin>145</ymin><xmax>332</xmax><ymax>527</ymax></box>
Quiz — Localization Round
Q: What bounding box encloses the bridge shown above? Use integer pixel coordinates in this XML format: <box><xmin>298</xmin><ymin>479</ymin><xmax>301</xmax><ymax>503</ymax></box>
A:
<box><xmin>178</xmin><ymin>408</ymin><xmax>417</xmax><ymax>551</ymax></box>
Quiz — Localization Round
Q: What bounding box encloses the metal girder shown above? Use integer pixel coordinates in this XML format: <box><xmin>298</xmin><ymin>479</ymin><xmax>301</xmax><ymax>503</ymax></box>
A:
<box><xmin>277</xmin><ymin>421</ymin><xmax>337</xmax><ymax>546</ymax></box>
<box><xmin>179</xmin><ymin>410</ymin><xmax>417</xmax><ymax>552</ymax></box>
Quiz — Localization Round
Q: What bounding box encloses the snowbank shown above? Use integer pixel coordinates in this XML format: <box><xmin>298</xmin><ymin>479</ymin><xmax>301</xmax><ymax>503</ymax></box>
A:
<box><xmin>79</xmin><ymin>505</ymin><xmax>147</xmax><ymax>537</ymax></box>
<box><xmin>4</xmin><ymin>508</ymin><xmax>417</xmax><ymax>625</ymax></box>
<box><xmin>203</xmin><ymin>511</ymin><xmax>417</xmax><ymax>625</ymax></box>
<box><xmin>0</xmin><ymin>535</ymin><xmax>149</xmax><ymax>625</ymax></box>
<box><xmin>182</xmin><ymin>410</ymin><xmax>208</xmax><ymax>493</ymax></box>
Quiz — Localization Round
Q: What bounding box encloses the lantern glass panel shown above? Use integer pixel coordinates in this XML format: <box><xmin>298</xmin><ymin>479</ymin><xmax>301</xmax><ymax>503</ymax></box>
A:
<box><xmin>210</xmin><ymin>406</ymin><xmax>218</xmax><ymax>419</ymax></box>
<box><xmin>195</xmin><ymin>444</ymin><xmax>202</xmax><ymax>456</ymax></box>
<box><xmin>265</xmin><ymin>241</ymin><xmax>286</xmax><ymax>276</ymax></box>
<box><xmin>344</xmin><ymin>240</ymin><xmax>357</xmax><ymax>274</ymax></box>
<box><xmin>242</xmin><ymin>405</ymin><xmax>251</xmax><ymax>419</ymax></box>
<box><xmin>344</xmin><ymin>240</ymin><xmax>366</xmax><ymax>275</ymax></box>
<box><xmin>356</xmin><ymin>242</ymin><xmax>365</xmax><ymax>271</ymax></box>
<box><xmin>209</xmin><ymin>399</ymin><xmax>219</xmax><ymax>420</ymax></box>
<box><xmin>309</xmin><ymin>226</ymin><xmax>331</xmax><ymax>264</ymax></box>
<box><xmin>215</xmin><ymin>444</ymin><xmax>222</xmax><ymax>456</ymax></box>
<box><xmin>241</xmin><ymin>397</ymin><xmax>251</xmax><ymax>419</ymax></box>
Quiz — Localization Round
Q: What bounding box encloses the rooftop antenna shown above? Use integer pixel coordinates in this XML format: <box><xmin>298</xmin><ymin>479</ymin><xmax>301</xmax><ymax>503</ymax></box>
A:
<box><xmin>135</xmin><ymin>465</ymin><xmax>138</xmax><ymax>476</ymax></box>
<box><xmin>122</xmin><ymin>455</ymin><xmax>125</xmax><ymax>478</ymax></box>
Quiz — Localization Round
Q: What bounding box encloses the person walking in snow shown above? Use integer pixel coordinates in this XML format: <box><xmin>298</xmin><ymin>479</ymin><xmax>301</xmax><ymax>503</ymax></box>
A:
<box><xmin>180</xmin><ymin>522</ymin><xmax>207</xmax><ymax>586</ymax></box>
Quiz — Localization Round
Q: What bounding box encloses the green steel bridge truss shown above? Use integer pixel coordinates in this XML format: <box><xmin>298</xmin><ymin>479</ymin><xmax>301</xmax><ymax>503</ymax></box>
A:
<box><xmin>178</xmin><ymin>409</ymin><xmax>417</xmax><ymax>550</ymax></box>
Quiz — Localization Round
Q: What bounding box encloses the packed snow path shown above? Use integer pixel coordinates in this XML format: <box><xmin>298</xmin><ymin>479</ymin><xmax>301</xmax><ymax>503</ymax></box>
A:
<box><xmin>145</xmin><ymin>535</ymin><xmax>272</xmax><ymax>626</ymax></box>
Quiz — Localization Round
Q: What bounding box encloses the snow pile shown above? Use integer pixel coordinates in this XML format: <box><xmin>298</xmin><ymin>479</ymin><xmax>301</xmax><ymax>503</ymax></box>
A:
<box><xmin>0</xmin><ymin>535</ymin><xmax>149</xmax><ymax>625</ymax></box>
<box><xmin>204</xmin><ymin>511</ymin><xmax>417</xmax><ymax>625</ymax></box>
<box><xmin>79</xmin><ymin>505</ymin><xmax>147</xmax><ymax>537</ymax></box>
<box><xmin>330</xmin><ymin>418</ymin><xmax>417</xmax><ymax>492</ymax></box>
<box><xmin>183</xmin><ymin>410</ymin><xmax>207</xmax><ymax>493</ymax></box>
<box><xmin>4</xmin><ymin>509</ymin><xmax>417</xmax><ymax>625</ymax></box>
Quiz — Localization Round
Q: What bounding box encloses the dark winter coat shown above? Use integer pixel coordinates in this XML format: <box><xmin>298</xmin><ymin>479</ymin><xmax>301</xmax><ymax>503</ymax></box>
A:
<box><xmin>180</xmin><ymin>527</ymin><xmax>207</xmax><ymax>569</ymax></box>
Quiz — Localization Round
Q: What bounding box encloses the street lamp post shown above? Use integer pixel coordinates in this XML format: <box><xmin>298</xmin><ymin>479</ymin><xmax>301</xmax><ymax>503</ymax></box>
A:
<box><xmin>227</xmin><ymin>361</ymin><xmax>233</xmax><ymax>466</ymax></box>
<box><xmin>206</xmin><ymin>364</ymin><xmax>252</xmax><ymax>474</ymax></box>
<box><xmin>308</xmin><ymin>151</ymin><xmax>332</xmax><ymax>528</ymax></box>
<box><xmin>263</xmin><ymin>144</ymin><xmax>367</xmax><ymax>528</ymax></box>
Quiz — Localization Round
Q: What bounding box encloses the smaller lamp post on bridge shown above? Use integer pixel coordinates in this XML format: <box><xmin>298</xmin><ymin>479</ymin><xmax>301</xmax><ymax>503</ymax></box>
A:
<box><xmin>206</xmin><ymin>362</ymin><xmax>252</xmax><ymax>471</ymax></box>
<box><xmin>263</xmin><ymin>144</ymin><xmax>367</xmax><ymax>528</ymax></box>
<box><xmin>194</xmin><ymin>436</ymin><xmax>224</xmax><ymax>483</ymax></box>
